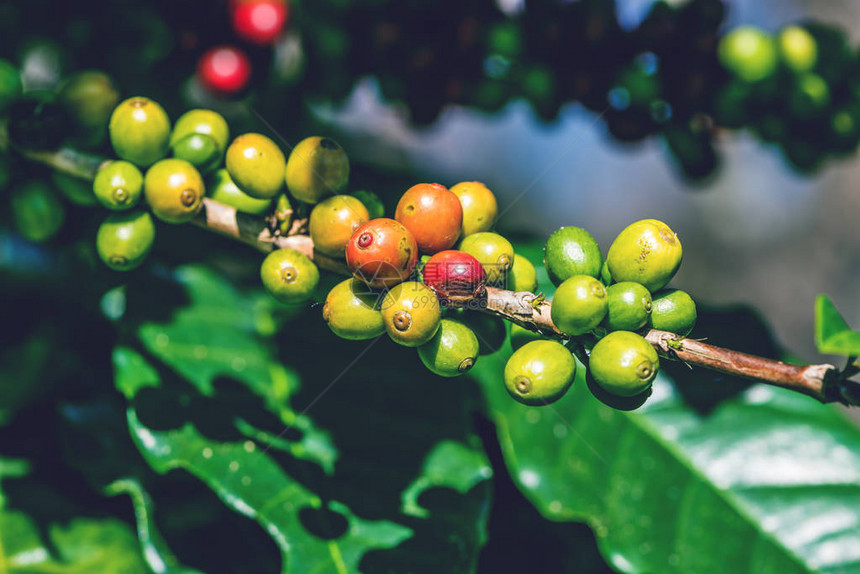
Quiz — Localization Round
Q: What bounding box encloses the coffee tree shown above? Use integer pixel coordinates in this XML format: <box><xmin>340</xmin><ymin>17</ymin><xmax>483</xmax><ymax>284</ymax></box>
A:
<box><xmin>1</xmin><ymin>1</ymin><xmax>860</xmax><ymax>573</ymax></box>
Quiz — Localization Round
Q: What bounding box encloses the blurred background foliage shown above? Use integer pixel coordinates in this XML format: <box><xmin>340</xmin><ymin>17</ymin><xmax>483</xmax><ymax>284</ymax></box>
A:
<box><xmin>2</xmin><ymin>0</ymin><xmax>860</xmax><ymax>572</ymax></box>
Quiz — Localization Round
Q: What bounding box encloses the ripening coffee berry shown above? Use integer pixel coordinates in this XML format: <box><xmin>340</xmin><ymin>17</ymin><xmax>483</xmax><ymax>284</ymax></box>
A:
<box><xmin>551</xmin><ymin>275</ymin><xmax>608</xmax><ymax>336</ymax></box>
<box><xmin>285</xmin><ymin>136</ymin><xmax>349</xmax><ymax>204</ymax></box>
<box><xmin>649</xmin><ymin>289</ymin><xmax>697</xmax><ymax>337</ymax></box>
<box><xmin>422</xmin><ymin>250</ymin><xmax>487</xmax><ymax>306</ymax></box>
<box><xmin>381</xmin><ymin>281</ymin><xmax>441</xmax><ymax>347</ymax></box>
<box><xmin>509</xmin><ymin>323</ymin><xmax>544</xmax><ymax>351</ymax></box>
<box><xmin>457</xmin><ymin>232</ymin><xmax>514</xmax><ymax>286</ymax></box>
<box><xmin>309</xmin><ymin>195</ymin><xmax>370</xmax><ymax>258</ymax></box>
<box><xmin>346</xmin><ymin>218</ymin><xmax>418</xmax><ymax>288</ymax></box>
<box><xmin>226</xmin><ymin>133</ymin><xmax>286</xmax><ymax>200</ymax></box>
<box><xmin>260</xmin><ymin>248</ymin><xmax>320</xmax><ymax>305</ymax></box>
<box><xmin>322</xmin><ymin>278</ymin><xmax>385</xmax><ymax>340</ymax></box>
<box><xmin>109</xmin><ymin>97</ymin><xmax>171</xmax><ymax>167</ymax></box>
<box><xmin>94</xmin><ymin>160</ymin><xmax>144</xmax><ymax>210</ymax></box>
<box><xmin>395</xmin><ymin>183</ymin><xmax>463</xmax><ymax>254</ymax></box>
<box><xmin>418</xmin><ymin>318</ymin><xmax>480</xmax><ymax>377</ymax></box>
<box><xmin>589</xmin><ymin>331</ymin><xmax>659</xmax><ymax>397</ymax></box>
<box><xmin>11</xmin><ymin>181</ymin><xmax>65</xmax><ymax>243</ymax></box>
<box><xmin>504</xmin><ymin>340</ymin><xmax>576</xmax><ymax>406</ymax></box>
<box><xmin>604</xmin><ymin>282</ymin><xmax>652</xmax><ymax>332</ymax></box>
<box><xmin>543</xmin><ymin>226</ymin><xmax>603</xmax><ymax>285</ymax></box>
<box><xmin>351</xmin><ymin>190</ymin><xmax>385</xmax><ymax>219</ymax></box>
<box><xmin>606</xmin><ymin>219</ymin><xmax>682</xmax><ymax>292</ymax></box>
<box><xmin>171</xmin><ymin>109</ymin><xmax>230</xmax><ymax>154</ymax></box>
<box><xmin>197</xmin><ymin>46</ymin><xmax>251</xmax><ymax>96</ymax></box>
<box><xmin>449</xmin><ymin>181</ymin><xmax>497</xmax><ymax>237</ymax></box>
<box><xmin>208</xmin><ymin>169</ymin><xmax>272</xmax><ymax>215</ymax></box>
<box><xmin>96</xmin><ymin>210</ymin><xmax>156</xmax><ymax>271</ymax></box>
<box><xmin>718</xmin><ymin>26</ymin><xmax>778</xmax><ymax>83</ymax></box>
<box><xmin>508</xmin><ymin>254</ymin><xmax>538</xmax><ymax>292</ymax></box>
<box><xmin>171</xmin><ymin>133</ymin><xmax>222</xmax><ymax>175</ymax></box>
<box><xmin>144</xmin><ymin>159</ymin><xmax>205</xmax><ymax>224</ymax></box>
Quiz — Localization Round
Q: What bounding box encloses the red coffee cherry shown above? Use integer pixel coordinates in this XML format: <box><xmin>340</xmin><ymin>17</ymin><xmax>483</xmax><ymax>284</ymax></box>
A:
<box><xmin>423</xmin><ymin>250</ymin><xmax>487</xmax><ymax>306</ymax></box>
<box><xmin>395</xmin><ymin>183</ymin><xmax>463</xmax><ymax>254</ymax></box>
<box><xmin>233</xmin><ymin>0</ymin><xmax>289</xmax><ymax>45</ymax></box>
<box><xmin>346</xmin><ymin>218</ymin><xmax>418</xmax><ymax>288</ymax></box>
<box><xmin>197</xmin><ymin>46</ymin><xmax>251</xmax><ymax>96</ymax></box>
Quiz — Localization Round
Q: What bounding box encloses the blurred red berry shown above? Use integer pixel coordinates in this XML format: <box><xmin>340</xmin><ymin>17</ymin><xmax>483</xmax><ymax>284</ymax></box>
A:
<box><xmin>233</xmin><ymin>0</ymin><xmax>289</xmax><ymax>45</ymax></box>
<box><xmin>197</xmin><ymin>46</ymin><xmax>251</xmax><ymax>95</ymax></box>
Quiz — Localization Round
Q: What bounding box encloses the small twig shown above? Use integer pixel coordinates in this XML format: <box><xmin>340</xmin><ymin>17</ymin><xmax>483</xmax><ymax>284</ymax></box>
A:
<box><xmin>21</xmin><ymin>146</ymin><xmax>852</xmax><ymax>406</ymax></box>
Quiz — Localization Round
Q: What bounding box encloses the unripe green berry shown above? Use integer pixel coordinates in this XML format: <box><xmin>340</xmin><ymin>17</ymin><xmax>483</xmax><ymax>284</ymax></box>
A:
<box><xmin>418</xmin><ymin>318</ymin><xmax>480</xmax><ymax>377</ymax></box>
<box><xmin>226</xmin><ymin>133</ymin><xmax>286</xmax><ymax>200</ymax></box>
<box><xmin>455</xmin><ymin>310</ymin><xmax>507</xmax><ymax>355</ymax></box>
<box><xmin>509</xmin><ymin>323</ymin><xmax>544</xmax><ymax>351</ymax></box>
<box><xmin>94</xmin><ymin>160</ymin><xmax>143</xmax><ymax>210</ymax></box>
<box><xmin>544</xmin><ymin>226</ymin><xmax>603</xmax><ymax>285</ymax></box>
<box><xmin>0</xmin><ymin>59</ymin><xmax>22</xmax><ymax>111</ymax></box>
<box><xmin>457</xmin><ymin>232</ymin><xmax>514</xmax><ymax>286</ymax></box>
<box><xmin>170</xmin><ymin>109</ymin><xmax>230</xmax><ymax>153</ymax></box>
<box><xmin>56</xmin><ymin>70</ymin><xmax>119</xmax><ymax>147</ymax></box>
<box><xmin>322</xmin><ymin>278</ymin><xmax>385</xmax><ymax>340</ymax></box>
<box><xmin>606</xmin><ymin>219</ymin><xmax>682</xmax><ymax>292</ymax></box>
<box><xmin>143</xmin><ymin>159</ymin><xmax>205</xmax><ymax>224</ymax></box>
<box><xmin>551</xmin><ymin>275</ymin><xmax>608</xmax><ymax>336</ymax></box>
<box><xmin>604</xmin><ymin>282</ymin><xmax>652</xmax><ymax>332</ymax></box>
<box><xmin>589</xmin><ymin>331</ymin><xmax>659</xmax><ymax>397</ymax></box>
<box><xmin>504</xmin><ymin>340</ymin><xmax>576</xmax><ymax>406</ymax></box>
<box><xmin>351</xmin><ymin>189</ymin><xmax>385</xmax><ymax>219</ymax></box>
<box><xmin>718</xmin><ymin>26</ymin><xmax>778</xmax><ymax>83</ymax></box>
<box><xmin>649</xmin><ymin>289</ymin><xmax>697</xmax><ymax>337</ymax></box>
<box><xmin>381</xmin><ymin>281</ymin><xmax>441</xmax><ymax>347</ymax></box>
<box><xmin>508</xmin><ymin>253</ymin><xmax>538</xmax><ymax>292</ymax></box>
<box><xmin>51</xmin><ymin>172</ymin><xmax>99</xmax><ymax>207</ymax></box>
<box><xmin>260</xmin><ymin>248</ymin><xmax>320</xmax><ymax>305</ymax></box>
<box><xmin>171</xmin><ymin>133</ymin><xmax>222</xmax><ymax>175</ymax></box>
<box><xmin>96</xmin><ymin>210</ymin><xmax>155</xmax><ymax>271</ymax></box>
<box><xmin>285</xmin><ymin>136</ymin><xmax>350</xmax><ymax>204</ymax></box>
<box><xmin>11</xmin><ymin>181</ymin><xmax>65</xmax><ymax>243</ymax></box>
<box><xmin>208</xmin><ymin>169</ymin><xmax>272</xmax><ymax>215</ymax></box>
<box><xmin>778</xmin><ymin>25</ymin><xmax>817</xmax><ymax>73</ymax></box>
<box><xmin>600</xmin><ymin>260</ymin><xmax>613</xmax><ymax>285</ymax></box>
<box><xmin>109</xmin><ymin>97</ymin><xmax>171</xmax><ymax>167</ymax></box>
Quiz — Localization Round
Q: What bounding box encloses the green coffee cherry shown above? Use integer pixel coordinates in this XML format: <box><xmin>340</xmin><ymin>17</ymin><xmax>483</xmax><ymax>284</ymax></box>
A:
<box><xmin>600</xmin><ymin>260</ymin><xmax>613</xmax><ymax>285</ymax></box>
<box><xmin>543</xmin><ymin>226</ymin><xmax>603</xmax><ymax>285</ymax></box>
<box><xmin>649</xmin><ymin>289</ymin><xmax>697</xmax><ymax>337</ymax></box>
<box><xmin>457</xmin><ymin>232</ymin><xmax>514</xmax><ymax>286</ymax></box>
<box><xmin>0</xmin><ymin>59</ymin><xmax>22</xmax><ymax>111</ymax></box>
<box><xmin>606</xmin><ymin>219</ymin><xmax>682</xmax><ymax>292</ymax></box>
<box><xmin>285</xmin><ymin>136</ymin><xmax>350</xmax><ymax>204</ymax></box>
<box><xmin>351</xmin><ymin>189</ymin><xmax>385</xmax><ymax>219</ymax></box>
<box><xmin>718</xmin><ymin>26</ymin><xmax>778</xmax><ymax>83</ymax></box>
<box><xmin>11</xmin><ymin>181</ymin><xmax>65</xmax><ymax>243</ymax></box>
<box><xmin>56</xmin><ymin>70</ymin><xmax>119</xmax><ymax>147</ymax></box>
<box><xmin>418</xmin><ymin>318</ymin><xmax>480</xmax><ymax>377</ymax></box>
<box><xmin>381</xmin><ymin>281</ymin><xmax>441</xmax><ymax>347</ymax></box>
<box><xmin>504</xmin><ymin>340</ymin><xmax>576</xmax><ymax>406</ymax></box>
<box><xmin>510</xmin><ymin>323</ymin><xmax>544</xmax><ymax>351</ymax></box>
<box><xmin>508</xmin><ymin>253</ymin><xmax>538</xmax><ymax>292</ymax></box>
<box><xmin>260</xmin><ymin>248</ymin><xmax>320</xmax><ymax>305</ymax></box>
<box><xmin>96</xmin><ymin>210</ymin><xmax>155</xmax><ymax>271</ymax></box>
<box><xmin>51</xmin><ymin>172</ymin><xmax>99</xmax><ymax>207</ymax></box>
<box><xmin>226</xmin><ymin>133</ymin><xmax>286</xmax><ymax>200</ymax></box>
<box><xmin>788</xmin><ymin>73</ymin><xmax>830</xmax><ymax>119</ymax></box>
<box><xmin>322</xmin><ymin>278</ymin><xmax>385</xmax><ymax>340</ymax></box>
<box><xmin>143</xmin><ymin>159</ymin><xmax>205</xmax><ymax>224</ymax></box>
<box><xmin>778</xmin><ymin>25</ymin><xmax>817</xmax><ymax>73</ymax></box>
<box><xmin>109</xmin><ymin>97</ymin><xmax>171</xmax><ymax>167</ymax></box>
<box><xmin>94</xmin><ymin>160</ymin><xmax>143</xmax><ymax>210</ymax></box>
<box><xmin>170</xmin><ymin>109</ymin><xmax>230</xmax><ymax>153</ymax></box>
<box><xmin>586</xmin><ymin>370</ymin><xmax>651</xmax><ymax>411</ymax></box>
<box><xmin>455</xmin><ymin>310</ymin><xmax>507</xmax><ymax>355</ymax></box>
<box><xmin>551</xmin><ymin>275</ymin><xmax>608</xmax><ymax>336</ymax></box>
<box><xmin>604</xmin><ymin>282</ymin><xmax>652</xmax><ymax>332</ymax></box>
<box><xmin>171</xmin><ymin>133</ymin><xmax>221</xmax><ymax>175</ymax></box>
<box><xmin>589</xmin><ymin>331</ymin><xmax>659</xmax><ymax>397</ymax></box>
<box><xmin>208</xmin><ymin>169</ymin><xmax>272</xmax><ymax>215</ymax></box>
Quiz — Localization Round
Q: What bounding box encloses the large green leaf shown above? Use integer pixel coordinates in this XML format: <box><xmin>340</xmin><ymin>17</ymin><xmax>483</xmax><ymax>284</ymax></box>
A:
<box><xmin>815</xmin><ymin>295</ymin><xmax>860</xmax><ymax>357</ymax></box>
<box><xmin>115</xmin><ymin>265</ymin><xmax>493</xmax><ymax>573</ymax></box>
<box><xmin>473</xmin><ymin>340</ymin><xmax>860</xmax><ymax>573</ymax></box>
